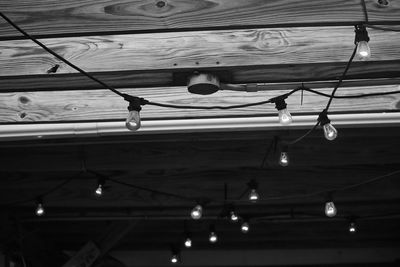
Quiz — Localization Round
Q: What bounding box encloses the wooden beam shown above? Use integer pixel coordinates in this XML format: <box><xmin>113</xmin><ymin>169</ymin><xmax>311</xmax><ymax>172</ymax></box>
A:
<box><xmin>0</xmin><ymin>84</ymin><xmax>398</xmax><ymax>123</ymax></box>
<box><xmin>1</xmin><ymin>63</ymin><xmax>400</xmax><ymax>93</ymax></box>
<box><xmin>1</xmin><ymin>0</ymin><xmax>399</xmax><ymax>38</ymax></box>
<box><xmin>1</xmin><ymin>27</ymin><xmax>400</xmax><ymax>77</ymax></box>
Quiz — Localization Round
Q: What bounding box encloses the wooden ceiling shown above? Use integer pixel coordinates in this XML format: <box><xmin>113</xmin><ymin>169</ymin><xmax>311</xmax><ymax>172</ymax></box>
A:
<box><xmin>0</xmin><ymin>0</ymin><xmax>400</xmax><ymax>267</ymax></box>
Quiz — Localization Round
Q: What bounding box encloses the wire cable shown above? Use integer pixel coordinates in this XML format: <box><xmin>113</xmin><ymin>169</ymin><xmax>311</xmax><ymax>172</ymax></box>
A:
<box><xmin>360</xmin><ymin>0</ymin><xmax>400</xmax><ymax>32</ymax></box>
<box><xmin>325</xmin><ymin>45</ymin><xmax>358</xmax><ymax>110</ymax></box>
<box><xmin>0</xmin><ymin>12</ymin><xmax>125</xmax><ymax>98</ymax></box>
<box><xmin>0</xmin><ymin>177</ymin><xmax>73</xmax><ymax>207</ymax></box>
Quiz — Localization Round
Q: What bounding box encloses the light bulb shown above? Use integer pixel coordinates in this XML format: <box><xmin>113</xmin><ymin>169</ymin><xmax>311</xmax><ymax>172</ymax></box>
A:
<box><xmin>356</xmin><ymin>41</ymin><xmax>371</xmax><ymax>60</ymax></box>
<box><xmin>349</xmin><ymin>222</ymin><xmax>356</xmax><ymax>233</ymax></box>
<box><xmin>230</xmin><ymin>211</ymin><xmax>239</xmax><ymax>222</ymax></box>
<box><xmin>184</xmin><ymin>237</ymin><xmax>192</xmax><ymax>248</ymax></box>
<box><xmin>279</xmin><ymin>151</ymin><xmax>289</xmax><ymax>167</ymax></box>
<box><xmin>241</xmin><ymin>222</ymin><xmax>250</xmax><ymax>233</ymax></box>
<box><xmin>209</xmin><ymin>232</ymin><xmax>218</xmax><ymax>243</ymax></box>
<box><xmin>325</xmin><ymin>201</ymin><xmax>337</xmax><ymax>217</ymax></box>
<box><xmin>36</xmin><ymin>203</ymin><xmax>44</xmax><ymax>216</ymax></box>
<box><xmin>191</xmin><ymin>204</ymin><xmax>202</xmax><ymax>220</ymax></box>
<box><xmin>125</xmin><ymin>110</ymin><xmax>141</xmax><ymax>131</ymax></box>
<box><xmin>95</xmin><ymin>184</ymin><xmax>103</xmax><ymax>196</ymax></box>
<box><xmin>278</xmin><ymin>108</ymin><xmax>293</xmax><ymax>125</ymax></box>
<box><xmin>171</xmin><ymin>254</ymin><xmax>178</xmax><ymax>263</ymax></box>
<box><xmin>323</xmin><ymin>123</ymin><xmax>338</xmax><ymax>141</ymax></box>
<box><xmin>248</xmin><ymin>189</ymin><xmax>259</xmax><ymax>202</ymax></box>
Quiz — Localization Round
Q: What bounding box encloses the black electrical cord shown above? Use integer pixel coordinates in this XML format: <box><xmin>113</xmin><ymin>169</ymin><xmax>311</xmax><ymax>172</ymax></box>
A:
<box><xmin>325</xmin><ymin>45</ymin><xmax>357</xmax><ymax>110</ymax></box>
<box><xmin>146</xmin><ymin>99</ymin><xmax>273</xmax><ymax>110</ymax></box>
<box><xmin>107</xmin><ymin>177</ymin><xmax>195</xmax><ymax>201</ymax></box>
<box><xmin>0</xmin><ymin>12</ymin><xmax>126</xmax><ymax>99</ymax></box>
<box><xmin>0</xmin><ymin>177</ymin><xmax>73</xmax><ymax>207</ymax></box>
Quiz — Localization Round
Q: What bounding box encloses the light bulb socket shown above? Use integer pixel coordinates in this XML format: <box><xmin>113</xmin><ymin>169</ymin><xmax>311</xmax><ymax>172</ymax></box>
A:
<box><xmin>354</xmin><ymin>25</ymin><xmax>370</xmax><ymax>44</ymax></box>
<box><xmin>123</xmin><ymin>94</ymin><xmax>148</xmax><ymax>112</ymax></box>
<box><xmin>97</xmin><ymin>177</ymin><xmax>106</xmax><ymax>187</ymax></box>
<box><xmin>318</xmin><ymin>109</ymin><xmax>331</xmax><ymax>126</ymax></box>
<box><xmin>247</xmin><ymin>179</ymin><xmax>258</xmax><ymax>190</ymax></box>
<box><xmin>271</xmin><ymin>96</ymin><xmax>288</xmax><ymax>111</ymax></box>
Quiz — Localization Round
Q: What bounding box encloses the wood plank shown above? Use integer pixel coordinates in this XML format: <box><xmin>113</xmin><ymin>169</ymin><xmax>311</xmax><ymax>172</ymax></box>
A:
<box><xmin>1</xmin><ymin>0</ymin><xmax>400</xmax><ymax>38</ymax></box>
<box><xmin>1</xmin><ymin>26</ymin><xmax>400</xmax><ymax>77</ymax></box>
<box><xmin>1</xmin><ymin>62</ymin><xmax>400</xmax><ymax>92</ymax></box>
<box><xmin>0</xmin><ymin>84</ymin><xmax>399</xmax><ymax>123</ymax></box>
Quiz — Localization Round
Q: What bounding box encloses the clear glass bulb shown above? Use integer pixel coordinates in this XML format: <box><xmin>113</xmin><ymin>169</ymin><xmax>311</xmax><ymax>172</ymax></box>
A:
<box><xmin>279</xmin><ymin>152</ymin><xmax>289</xmax><ymax>167</ymax></box>
<box><xmin>278</xmin><ymin>108</ymin><xmax>293</xmax><ymax>125</ymax></box>
<box><xmin>95</xmin><ymin>184</ymin><xmax>103</xmax><ymax>196</ymax></box>
<box><xmin>356</xmin><ymin>41</ymin><xmax>371</xmax><ymax>60</ymax></box>
<box><xmin>125</xmin><ymin>110</ymin><xmax>141</xmax><ymax>131</ymax></box>
<box><xmin>171</xmin><ymin>255</ymin><xmax>178</xmax><ymax>263</ymax></box>
<box><xmin>248</xmin><ymin>189</ymin><xmax>259</xmax><ymax>202</ymax></box>
<box><xmin>325</xmin><ymin>201</ymin><xmax>337</xmax><ymax>217</ymax></box>
<box><xmin>36</xmin><ymin>203</ymin><xmax>45</xmax><ymax>216</ymax></box>
<box><xmin>349</xmin><ymin>222</ymin><xmax>356</xmax><ymax>233</ymax></box>
<box><xmin>241</xmin><ymin>222</ymin><xmax>249</xmax><ymax>233</ymax></box>
<box><xmin>323</xmin><ymin>123</ymin><xmax>338</xmax><ymax>141</ymax></box>
<box><xmin>209</xmin><ymin>232</ymin><xmax>218</xmax><ymax>243</ymax></box>
<box><xmin>230</xmin><ymin>211</ymin><xmax>238</xmax><ymax>222</ymax></box>
<box><xmin>191</xmin><ymin>204</ymin><xmax>202</xmax><ymax>220</ymax></box>
<box><xmin>184</xmin><ymin>237</ymin><xmax>192</xmax><ymax>248</ymax></box>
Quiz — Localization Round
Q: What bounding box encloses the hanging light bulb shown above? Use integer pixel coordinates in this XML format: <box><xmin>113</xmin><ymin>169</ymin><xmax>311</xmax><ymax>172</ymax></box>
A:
<box><xmin>279</xmin><ymin>145</ymin><xmax>289</xmax><ymax>167</ymax></box>
<box><xmin>170</xmin><ymin>252</ymin><xmax>180</xmax><ymax>264</ymax></box>
<box><xmin>35</xmin><ymin>197</ymin><xmax>44</xmax><ymax>216</ymax></box>
<box><xmin>230</xmin><ymin>210</ymin><xmax>239</xmax><ymax>222</ymax></box>
<box><xmin>354</xmin><ymin>25</ymin><xmax>370</xmax><ymax>60</ymax></box>
<box><xmin>171</xmin><ymin>255</ymin><xmax>178</xmax><ymax>264</ymax></box>
<box><xmin>209</xmin><ymin>225</ymin><xmax>218</xmax><ymax>243</ymax></box>
<box><xmin>191</xmin><ymin>204</ymin><xmax>203</xmax><ymax>220</ymax></box>
<box><xmin>349</xmin><ymin>221</ymin><xmax>357</xmax><ymax>233</ymax></box>
<box><xmin>318</xmin><ymin>109</ymin><xmax>338</xmax><ymax>141</ymax></box>
<box><xmin>279</xmin><ymin>152</ymin><xmax>289</xmax><ymax>166</ymax></box>
<box><xmin>325</xmin><ymin>201</ymin><xmax>337</xmax><ymax>217</ymax></box>
<box><xmin>95</xmin><ymin>178</ymin><xmax>105</xmax><ymax>196</ymax></box>
<box><xmin>241</xmin><ymin>221</ymin><xmax>250</xmax><ymax>233</ymax></box>
<box><xmin>184</xmin><ymin>236</ymin><xmax>192</xmax><ymax>248</ymax></box>
<box><xmin>124</xmin><ymin>95</ymin><xmax>147</xmax><ymax>131</ymax></box>
<box><xmin>273</xmin><ymin>96</ymin><xmax>292</xmax><ymax>125</ymax></box>
<box><xmin>247</xmin><ymin>180</ymin><xmax>259</xmax><ymax>202</ymax></box>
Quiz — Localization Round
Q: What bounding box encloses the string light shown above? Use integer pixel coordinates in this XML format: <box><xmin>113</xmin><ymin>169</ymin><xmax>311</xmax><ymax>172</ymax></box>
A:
<box><xmin>123</xmin><ymin>95</ymin><xmax>148</xmax><ymax>131</ymax></box>
<box><xmin>184</xmin><ymin>236</ymin><xmax>192</xmax><ymax>248</ymax></box>
<box><xmin>247</xmin><ymin>180</ymin><xmax>259</xmax><ymax>202</ymax></box>
<box><xmin>279</xmin><ymin>145</ymin><xmax>289</xmax><ymax>167</ymax></box>
<box><xmin>229</xmin><ymin>209</ymin><xmax>239</xmax><ymax>222</ymax></box>
<box><xmin>355</xmin><ymin>25</ymin><xmax>371</xmax><ymax>60</ymax></box>
<box><xmin>191</xmin><ymin>204</ymin><xmax>203</xmax><ymax>220</ymax></box>
<box><xmin>272</xmin><ymin>96</ymin><xmax>292</xmax><ymax>125</ymax></box>
<box><xmin>349</xmin><ymin>221</ymin><xmax>357</xmax><ymax>233</ymax></box>
<box><xmin>325</xmin><ymin>201</ymin><xmax>337</xmax><ymax>217</ymax></box>
<box><xmin>170</xmin><ymin>250</ymin><xmax>180</xmax><ymax>264</ymax></box>
<box><xmin>95</xmin><ymin>178</ymin><xmax>105</xmax><ymax>196</ymax></box>
<box><xmin>241</xmin><ymin>220</ymin><xmax>250</xmax><ymax>233</ymax></box>
<box><xmin>318</xmin><ymin>109</ymin><xmax>338</xmax><ymax>141</ymax></box>
<box><xmin>35</xmin><ymin>197</ymin><xmax>45</xmax><ymax>216</ymax></box>
<box><xmin>209</xmin><ymin>225</ymin><xmax>218</xmax><ymax>243</ymax></box>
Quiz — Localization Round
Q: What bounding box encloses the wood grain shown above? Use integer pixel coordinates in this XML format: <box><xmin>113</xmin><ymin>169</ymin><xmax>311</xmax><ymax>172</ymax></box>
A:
<box><xmin>0</xmin><ymin>84</ymin><xmax>398</xmax><ymax>123</ymax></box>
<box><xmin>1</xmin><ymin>26</ymin><xmax>400</xmax><ymax>77</ymax></box>
<box><xmin>1</xmin><ymin>0</ymin><xmax>400</xmax><ymax>38</ymax></box>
